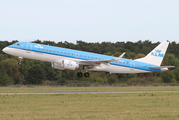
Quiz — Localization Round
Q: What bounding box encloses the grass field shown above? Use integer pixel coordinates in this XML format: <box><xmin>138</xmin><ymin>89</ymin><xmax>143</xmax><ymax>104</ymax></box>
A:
<box><xmin>0</xmin><ymin>92</ymin><xmax>179</xmax><ymax>120</ymax></box>
<box><xmin>0</xmin><ymin>86</ymin><xmax>179</xmax><ymax>93</ymax></box>
<box><xmin>0</xmin><ymin>86</ymin><xmax>179</xmax><ymax>119</ymax></box>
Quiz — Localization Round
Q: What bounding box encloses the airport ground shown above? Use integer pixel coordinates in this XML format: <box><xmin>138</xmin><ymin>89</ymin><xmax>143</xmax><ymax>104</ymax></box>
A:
<box><xmin>0</xmin><ymin>86</ymin><xmax>179</xmax><ymax>120</ymax></box>
<box><xmin>1</xmin><ymin>86</ymin><xmax>179</xmax><ymax>93</ymax></box>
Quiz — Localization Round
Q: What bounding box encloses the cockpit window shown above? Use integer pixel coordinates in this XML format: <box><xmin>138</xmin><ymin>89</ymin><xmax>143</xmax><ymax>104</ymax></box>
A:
<box><xmin>14</xmin><ymin>43</ymin><xmax>20</xmax><ymax>46</ymax></box>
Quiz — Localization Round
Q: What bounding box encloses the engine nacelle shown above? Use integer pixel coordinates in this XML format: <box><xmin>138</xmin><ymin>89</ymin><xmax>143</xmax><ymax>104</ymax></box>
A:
<box><xmin>51</xmin><ymin>62</ymin><xmax>65</xmax><ymax>70</ymax></box>
<box><xmin>52</xmin><ymin>60</ymin><xmax>79</xmax><ymax>70</ymax></box>
<box><xmin>63</xmin><ymin>60</ymin><xmax>79</xmax><ymax>70</ymax></box>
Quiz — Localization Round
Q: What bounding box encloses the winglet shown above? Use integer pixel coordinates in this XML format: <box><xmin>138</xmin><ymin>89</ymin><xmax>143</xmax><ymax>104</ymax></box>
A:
<box><xmin>112</xmin><ymin>52</ymin><xmax>126</xmax><ymax>61</ymax></box>
<box><xmin>119</xmin><ymin>52</ymin><xmax>126</xmax><ymax>58</ymax></box>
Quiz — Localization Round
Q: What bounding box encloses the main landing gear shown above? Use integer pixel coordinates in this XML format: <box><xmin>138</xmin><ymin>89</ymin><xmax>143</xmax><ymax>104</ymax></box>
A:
<box><xmin>77</xmin><ymin>72</ymin><xmax>90</xmax><ymax>77</ymax></box>
<box><xmin>18</xmin><ymin>57</ymin><xmax>23</xmax><ymax>66</ymax></box>
<box><xmin>84</xmin><ymin>72</ymin><xmax>90</xmax><ymax>77</ymax></box>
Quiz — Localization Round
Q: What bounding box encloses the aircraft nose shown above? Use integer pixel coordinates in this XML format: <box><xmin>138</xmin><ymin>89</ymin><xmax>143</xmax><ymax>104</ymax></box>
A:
<box><xmin>2</xmin><ymin>47</ymin><xmax>9</xmax><ymax>53</ymax></box>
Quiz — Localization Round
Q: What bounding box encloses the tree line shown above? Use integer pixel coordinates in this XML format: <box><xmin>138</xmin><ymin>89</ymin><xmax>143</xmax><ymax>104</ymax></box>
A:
<box><xmin>0</xmin><ymin>40</ymin><xmax>179</xmax><ymax>86</ymax></box>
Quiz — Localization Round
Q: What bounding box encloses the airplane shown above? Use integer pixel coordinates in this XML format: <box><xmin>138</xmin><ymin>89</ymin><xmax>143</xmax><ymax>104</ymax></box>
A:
<box><xmin>2</xmin><ymin>41</ymin><xmax>174</xmax><ymax>77</ymax></box>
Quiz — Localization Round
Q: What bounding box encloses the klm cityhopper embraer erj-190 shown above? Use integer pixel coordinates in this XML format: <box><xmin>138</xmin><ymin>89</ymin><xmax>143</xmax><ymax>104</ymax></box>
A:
<box><xmin>2</xmin><ymin>41</ymin><xmax>174</xmax><ymax>77</ymax></box>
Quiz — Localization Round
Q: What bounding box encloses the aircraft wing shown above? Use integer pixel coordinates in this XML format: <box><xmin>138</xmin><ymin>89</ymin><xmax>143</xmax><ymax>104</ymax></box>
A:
<box><xmin>76</xmin><ymin>52</ymin><xmax>126</xmax><ymax>66</ymax></box>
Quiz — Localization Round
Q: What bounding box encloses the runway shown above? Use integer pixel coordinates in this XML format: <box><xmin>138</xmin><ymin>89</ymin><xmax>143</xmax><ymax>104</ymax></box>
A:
<box><xmin>0</xmin><ymin>91</ymin><xmax>179</xmax><ymax>95</ymax></box>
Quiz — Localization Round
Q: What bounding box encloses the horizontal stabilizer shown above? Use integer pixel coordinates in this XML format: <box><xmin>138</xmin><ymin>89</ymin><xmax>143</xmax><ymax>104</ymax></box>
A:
<box><xmin>148</xmin><ymin>66</ymin><xmax>175</xmax><ymax>69</ymax></box>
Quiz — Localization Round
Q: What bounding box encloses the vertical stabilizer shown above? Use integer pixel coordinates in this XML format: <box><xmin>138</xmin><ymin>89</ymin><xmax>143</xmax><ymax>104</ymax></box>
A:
<box><xmin>135</xmin><ymin>41</ymin><xmax>169</xmax><ymax>66</ymax></box>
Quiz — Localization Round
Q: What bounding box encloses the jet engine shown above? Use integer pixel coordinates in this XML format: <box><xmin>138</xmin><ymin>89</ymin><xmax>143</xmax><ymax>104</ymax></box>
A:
<box><xmin>52</xmin><ymin>60</ymin><xmax>79</xmax><ymax>70</ymax></box>
<box><xmin>51</xmin><ymin>62</ymin><xmax>65</xmax><ymax>70</ymax></box>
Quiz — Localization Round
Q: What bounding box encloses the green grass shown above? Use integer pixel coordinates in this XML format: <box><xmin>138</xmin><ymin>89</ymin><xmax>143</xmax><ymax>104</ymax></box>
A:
<box><xmin>0</xmin><ymin>86</ymin><xmax>179</xmax><ymax>93</ymax></box>
<box><xmin>0</xmin><ymin>93</ymin><xmax>179</xmax><ymax>120</ymax></box>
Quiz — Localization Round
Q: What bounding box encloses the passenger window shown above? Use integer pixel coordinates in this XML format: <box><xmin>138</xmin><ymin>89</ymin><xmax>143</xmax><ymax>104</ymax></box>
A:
<box><xmin>46</xmin><ymin>49</ymin><xmax>48</xmax><ymax>51</ymax></box>
<box><xmin>42</xmin><ymin>49</ymin><xmax>44</xmax><ymax>50</ymax></box>
<box><xmin>65</xmin><ymin>52</ymin><xmax>66</xmax><ymax>54</ymax></box>
<box><xmin>61</xmin><ymin>52</ymin><xmax>63</xmax><ymax>53</ymax></box>
<box><xmin>54</xmin><ymin>50</ymin><xmax>55</xmax><ymax>52</ymax></box>
<box><xmin>95</xmin><ymin>58</ymin><xmax>97</xmax><ymax>59</ymax></box>
<box><xmin>92</xmin><ymin>57</ymin><xmax>94</xmax><ymax>59</ymax></box>
<box><xmin>50</xmin><ymin>50</ymin><xmax>51</xmax><ymax>52</ymax></box>
<box><xmin>17</xmin><ymin>44</ymin><xmax>20</xmax><ymax>46</ymax></box>
<box><xmin>57</xmin><ymin>51</ymin><xmax>59</xmax><ymax>53</ymax></box>
<box><xmin>72</xmin><ymin>54</ymin><xmax>74</xmax><ymax>55</ymax></box>
<box><xmin>84</xmin><ymin>56</ymin><xmax>86</xmax><ymax>57</ymax></box>
<box><xmin>80</xmin><ymin>55</ymin><xmax>82</xmax><ymax>57</ymax></box>
<box><xmin>68</xmin><ymin>53</ymin><xmax>70</xmax><ymax>55</ymax></box>
<box><xmin>88</xmin><ymin>56</ymin><xmax>90</xmax><ymax>58</ymax></box>
<box><xmin>99</xmin><ymin>58</ymin><xmax>101</xmax><ymax>60</ymax></box>
<box><xmin>39</xmin><ymin>48</ymin><xmax>40</xmax><ymax>50</ymax></box>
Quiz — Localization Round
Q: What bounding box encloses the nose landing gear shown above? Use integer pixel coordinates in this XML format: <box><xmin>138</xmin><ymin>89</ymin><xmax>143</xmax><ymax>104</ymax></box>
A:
<box><xmin>18</xmin><ymin>62</ymin><xmax>22</xmax><ymax>66</ymax></box>
<box><xmin>18</xmin><ymin>57</ymin><xmax>23</xmax><ymax>66</ymax></box>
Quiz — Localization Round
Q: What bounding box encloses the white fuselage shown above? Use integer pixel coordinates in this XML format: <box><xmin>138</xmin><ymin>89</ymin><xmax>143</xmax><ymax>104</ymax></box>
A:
<box><xmin>3</xmin><ymin>46</ymin><xmax>154</xmax><ymax>74</ymax></box>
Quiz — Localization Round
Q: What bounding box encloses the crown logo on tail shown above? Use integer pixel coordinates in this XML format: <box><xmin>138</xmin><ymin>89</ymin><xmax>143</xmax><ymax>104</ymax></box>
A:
<box><xmin>155</xmin><ymin>49</ymin><xmax>161</xmax><ymax>53</ymax></box>
<box><xmin>151</xmin><ymin>49</ymin><xmax>164</xmax><ymax>57</ymax></box>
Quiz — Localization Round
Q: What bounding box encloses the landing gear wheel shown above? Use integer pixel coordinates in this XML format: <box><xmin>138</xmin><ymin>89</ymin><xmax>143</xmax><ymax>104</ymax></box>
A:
<box><xmin>18</xmin><ymin>62</ymin><xmax>22</xmax><ymax>66</ymax></box>
<box><xmin>18</xmin><ymin>57</ymin><xmax>23</xmax><ymax>66</ymax></box>
<box><xmin>84</xmin><ymin>72</ymin><xmax>90</xmax><ymax>77</ymax></box>
<box><xmin>77</xmin><ymin>72</ymin><xmax>83</xmax><ymax>77</ymax></box>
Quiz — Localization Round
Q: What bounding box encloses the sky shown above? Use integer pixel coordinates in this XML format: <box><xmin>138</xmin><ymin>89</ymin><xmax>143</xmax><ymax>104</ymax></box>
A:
<box><xmin>0</xmin><ymin>0</ymin><xmax>179</xmax><ymax>44</ymax></box>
